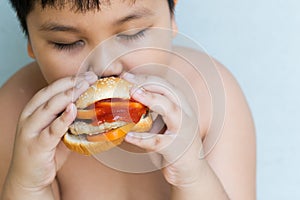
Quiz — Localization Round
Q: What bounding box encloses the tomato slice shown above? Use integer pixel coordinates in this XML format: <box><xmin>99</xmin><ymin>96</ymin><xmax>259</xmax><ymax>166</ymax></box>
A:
<box><xmin>77</xmin><ymin>98</ymin><xmax>147</xmax><ymax>124</ymax></box>
<box><xmin>86</xmin><ymin>123</ymin><xmax>135</xmax><ymax>142</ymax></box>
<box><xmin>94</xmin><ymin>99</ymin><xmax>146</xmax><ymax>123</ymax></box>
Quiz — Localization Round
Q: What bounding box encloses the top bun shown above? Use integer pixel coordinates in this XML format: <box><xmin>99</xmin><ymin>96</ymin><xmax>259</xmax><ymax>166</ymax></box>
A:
<box><xmin>76</xmin><ymin>77</ymin><xmax>133</xmax><ymax>109</ymax></box>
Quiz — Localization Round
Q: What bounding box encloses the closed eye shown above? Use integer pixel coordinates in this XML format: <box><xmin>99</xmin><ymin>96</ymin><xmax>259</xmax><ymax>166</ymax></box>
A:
<box><xmin>52</xmin><ymin>40</ymin><xmax>85</xmax><ymax>51</ymax></box>
<box><xmin>116</xmin><ymin>29</ymin><xmax>147</xmax><ymax>42</ymax></box>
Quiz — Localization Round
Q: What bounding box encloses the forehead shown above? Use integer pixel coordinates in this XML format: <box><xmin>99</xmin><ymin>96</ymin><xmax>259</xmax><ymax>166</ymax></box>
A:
<box><xmin>36</xmin><ymin>0</ymin><xmax>136</xmax><ymax>12</ymax></box>
<box><xmin>29</xmin><ymin>0</ymin><xmax>165</xmax><ymax>20</ymax></box>
<box><xmin>27</xmin><ymin>0</ymin><xmax>171</xmax><ymax>34</ymax></box>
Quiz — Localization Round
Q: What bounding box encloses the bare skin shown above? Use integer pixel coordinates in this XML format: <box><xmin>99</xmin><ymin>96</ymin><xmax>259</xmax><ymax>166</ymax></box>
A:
<box><xmin>0</xmin><ymin>0</ymin><xmax>256</xmax><ymax>199</ymax></box>
<box><xmin>0</xmin><ymin>48</ymin><xmax>256</xmax><ymax>200</ymax></box>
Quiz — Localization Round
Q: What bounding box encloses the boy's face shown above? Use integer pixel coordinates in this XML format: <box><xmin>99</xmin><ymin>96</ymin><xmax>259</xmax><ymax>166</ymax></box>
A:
<box><xmin>26</xmin><ymin>0</ymin><xmax>177</xmax><ymax>83</ymax></box>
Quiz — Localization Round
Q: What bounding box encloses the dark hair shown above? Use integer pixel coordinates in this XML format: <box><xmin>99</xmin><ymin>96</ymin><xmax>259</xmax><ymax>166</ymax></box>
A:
<box><xmin>9</xmin><ymin>0</ymin><xmax>175</xmax><ymax>35</ymax></box>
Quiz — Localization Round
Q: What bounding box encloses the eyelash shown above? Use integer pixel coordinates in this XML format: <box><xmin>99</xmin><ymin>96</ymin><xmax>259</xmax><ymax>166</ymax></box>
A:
<box><xmin>53</xmin><ymin>40</ymin><xmax>84</xmax><ymax>51</ymax></box>
<box><xmin>117</xmin><ymin>29</ymin><xmax>147</xmax><ymax>42</ymax></box>
<box><xmin>52</xmin><ymin>29</ymin><xmax>147</xmax><ymax>51</ymax></box>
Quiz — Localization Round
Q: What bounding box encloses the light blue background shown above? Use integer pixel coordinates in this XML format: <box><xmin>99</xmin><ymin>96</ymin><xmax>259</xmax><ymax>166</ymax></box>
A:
<box><xmin>1</xmin><ymin>0</ymin><xmax>299</xmax><ymax>199</ymax></box>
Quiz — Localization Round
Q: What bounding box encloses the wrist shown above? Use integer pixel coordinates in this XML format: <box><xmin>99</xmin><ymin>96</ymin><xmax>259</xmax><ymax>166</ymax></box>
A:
<box><xmin>170</xmin><ymin>160</ymin><xmax>229</xmax><ymax>200</ymax></box>
<box><xmin>171</xmin><ymin>158</ymin><xmax>207</xmax><ymax>189</ymax></box>
<box><xmin>1</xmin><ymin>175</ymin><xmax>54</xmax><ymax>200</ymax></box>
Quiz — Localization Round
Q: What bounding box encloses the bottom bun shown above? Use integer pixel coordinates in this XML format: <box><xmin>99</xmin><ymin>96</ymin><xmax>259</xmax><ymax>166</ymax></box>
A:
<box><xmin>62</xmin><ymin>133</ymin><xmax>125</xmax><ymax>155</ymax></box>
<box><xmin>63</xmin><ymin>113</ymin><xmax>153</xmax><ymax>155</ymax></box>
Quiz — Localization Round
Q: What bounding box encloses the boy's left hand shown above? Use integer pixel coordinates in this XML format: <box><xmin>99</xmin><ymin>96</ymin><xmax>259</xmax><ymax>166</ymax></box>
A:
<box><xmin>122</xmin><ymin>72</ymin><xmax>204</xmax><ymax>188</ymax></box>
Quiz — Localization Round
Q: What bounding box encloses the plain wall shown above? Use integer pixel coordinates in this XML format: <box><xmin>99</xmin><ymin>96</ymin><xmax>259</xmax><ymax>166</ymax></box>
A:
<box><xmin>0</xmin><ymin>0</ymin><xmax>33</xmax><ymax>85</ymax></box>
<box><xmin>175</xmin><ymin>1</ymin><xmax>300</xmax><ymax>199</ymax></box>
<box><xmin>1</xmin><ymin>0</ymin><xmax>300</xmax><ymax>199</ymax></box>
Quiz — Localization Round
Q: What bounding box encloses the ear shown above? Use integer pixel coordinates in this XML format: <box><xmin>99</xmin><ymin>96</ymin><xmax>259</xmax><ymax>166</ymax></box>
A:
<box><xmin>171</xmin><ymin>17</ymin><xmax>178</xmax><ymax>38</ymax></box>
<box><xmin>27</xmin><ymin>42</ymin><xmax>35</xmax><ymax>59</ymax></box>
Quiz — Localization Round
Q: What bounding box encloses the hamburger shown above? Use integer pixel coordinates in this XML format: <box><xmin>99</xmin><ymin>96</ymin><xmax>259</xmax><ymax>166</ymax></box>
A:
<box><xmin>63</xmin><ymin>76</ymin><xmax>153</xmax><ymax>155</ymax></box>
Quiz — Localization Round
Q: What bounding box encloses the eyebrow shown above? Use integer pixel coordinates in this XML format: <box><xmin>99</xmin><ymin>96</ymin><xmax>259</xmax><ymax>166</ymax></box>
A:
<box><xmin>39</xmin><ymin>23</ymin><xmax>80</xmax><ymax>33</ymax></box>
<box><xmin>113</xmin><ymin>7</ymin><xmax>155</xmax><ymax>26</ymax></box>
<box><xmin>39</xmin><ymin>7</ymin><xmax>154</xmax><ymax>33</ymax></box>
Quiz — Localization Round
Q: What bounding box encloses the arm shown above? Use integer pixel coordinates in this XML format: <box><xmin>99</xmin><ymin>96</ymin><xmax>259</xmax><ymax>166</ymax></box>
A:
<box><xmin>170</xmin><ymin>159</ymin><xmax>229</xmax><ymax>200</ymax></box>
<box><xmin>123</xmin><ymin>61</ymin><xmax>256</xmax><ymax>199</ymax></box>
<box><xmin>2</xmin><ymin>171</ymin><xmax>60</xmax><ymax>200</ymax></box>
<box><xmin>204</xmin><ymin>64</ymin><xmax>256</xmax><ymax>199</ymax></box>
<box><xmin>1</xmin><ymin>179</ymin><xmax>54</xmax><ymax>200</ymax></box>
<box><xmin>170</xmin><ymin>64</ymin><xmax>256</xmax><ymax>199</ymax></box>
<box><xmin>0</xmin><ymin>70</ymin><xmax>98</xmax><ymax>200</ymax></box>
<box><xmin>0</xmin><ymin>64</ymin><xmax>62</xmax><ymax>200</ymax></box>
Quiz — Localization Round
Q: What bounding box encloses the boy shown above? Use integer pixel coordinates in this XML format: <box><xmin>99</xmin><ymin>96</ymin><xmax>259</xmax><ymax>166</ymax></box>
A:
<box><xmin>0</xmin><ymin>0</ymin><xmax>256</xmax><ymax>199</ymax></box>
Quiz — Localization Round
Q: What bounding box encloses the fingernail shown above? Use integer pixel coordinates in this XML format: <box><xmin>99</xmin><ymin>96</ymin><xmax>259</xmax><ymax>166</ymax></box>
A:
<box><xmin>133</xmin><ymin>87</ymin><xmax>146</xmax><ymax>96</ymax></box>
<box><xmin>126</xmin><ymin>132</ymin><xmax>134</xmax><ymax>137</ymax></box>
<box><xmin>125</xmin><ymin>132</ymin><xmax>136</xmax><ymax>141</ymax></box>
<box><xmin>122</xmin><ymin>72</ymin><xmax>135</xmax><ymax>80</ymax></box>
<box><xmin>66</xmin><ymin>103</ymin><xmax>77</xmax><ymax>119</ymax></box>
<box><xmin>65</xmin><ymin>103</ymin><xmax>75</xmax><ymax>113</ymax></box>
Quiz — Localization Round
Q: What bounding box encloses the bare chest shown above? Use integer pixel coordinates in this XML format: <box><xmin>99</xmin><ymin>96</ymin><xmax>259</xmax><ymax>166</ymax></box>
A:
<box><xmin>57</xmin><ymin>153</ymin><xmax>171</xmax><ymax>200</ymax></box>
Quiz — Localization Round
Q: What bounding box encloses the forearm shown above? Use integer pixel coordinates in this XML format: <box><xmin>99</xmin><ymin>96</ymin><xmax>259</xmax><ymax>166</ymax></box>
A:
<box><xmin>171</xmin><ymin>160</ymin><xmax>229</xmax><ymax>200</ymax></box>
<box><xmin>1</xmin><ymin>177</ymin><xmax>54</xmax><ymax>200</ymax></box>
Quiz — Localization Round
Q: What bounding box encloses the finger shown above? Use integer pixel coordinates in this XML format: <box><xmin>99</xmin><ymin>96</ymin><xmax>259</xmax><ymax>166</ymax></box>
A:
<box><xmin>125</xmin><ymin>131</ymin><xmax>188</xmax><ymax>164</ymax></box>
<box><xmin>131</xmin><ymin>87</ymin><xmax>182</xmax><ymax>132</ymax></box>
<box><xmin>23</xmin><ymin>81</ymin><xmax>89</xmax><ymax>136</ymax></box>
<box><xmin>123</xmin><ymin>72</ymin><xmax>179</xmax><ymax>104</ymax></box>
<box><xmin>21</xmin><ymin>71</ymin><xmax>97</xmax><ymax>119</ymax></box>
<box><xmin>123</xmin><ymin>72</ymin><xmax>195</xmax><ymax>118</ymax></box>
<box><xmin>38</xmin><ymin>103</ymin><xmax>76</xmax><ymax>151</ymax></box>
<box><xmin>125</xmin><ymin>132</ymin><xmax>175</xmax><ymax>152</ymax></box>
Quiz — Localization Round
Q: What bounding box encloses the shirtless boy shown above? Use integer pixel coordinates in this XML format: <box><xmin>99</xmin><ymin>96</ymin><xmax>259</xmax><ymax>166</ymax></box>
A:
<box><xmin>0</xmin><ymin>0</ymin><xmax>256</xmax><ymax>199</ymax></box>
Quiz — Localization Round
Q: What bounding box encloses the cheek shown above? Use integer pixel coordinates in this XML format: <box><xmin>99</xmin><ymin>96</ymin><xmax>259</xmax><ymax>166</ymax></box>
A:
<box><xmin>118</xmin><ymin>27</ymin><xmax>173</xmax><ymax>67</ymax></box>
<box><xmin>120</xmin><ymin>48</ymin><xmax>172</xmax><ymax>74</ymax></box>
<box><xmin>34</xmin><ymin>49</ymin><xmax>88</xmax><ymax>83</ymax></box>
<box><xmin>119</xmin><ymin>31</ymin><xmax>174</xmax><ymax>72</ymax></box>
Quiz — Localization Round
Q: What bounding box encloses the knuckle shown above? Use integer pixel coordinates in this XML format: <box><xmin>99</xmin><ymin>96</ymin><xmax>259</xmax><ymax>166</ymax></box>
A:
<box><xmin>48</xmin><ymin>124</ymin><xmax>56</xmax><ymax>135</ymax></box>
<box><xmin>173</xmin><ymin>105</ymin><xmax>182</xmax><ymax>119</ymax></box>
<box><xmin>70</xmin><ymin>75</ymin><xmax>79</xmax><ymax>85</ymax></box>
<box><xmin>59</xmin><ymin>112</ymin><xmax>69</xmax><ymax>124</ymax></box>
<box><xmin>64</xmin><ymin>88</ymin><xmax>74</xmax><ymax>99</ymax></box>
<box><xmin>170</xmin><ymin>101</ymin><xmax>178</xmax><ymax>113</ymax></box>
<box><xmin>42</xmin><ymin>100</ymin><xmax>52</xmax><ymax>111</ymax></box>
<box><xmin>148</xmin><ymin>91</ymin><xmax>156</xmax><ymax>102</ymax></box>
<box><xmin>70</xmin><ymin>74</ymin><xmax>87</xmax><ymax>86</ymax></box>
<box><xmin>154</xmin><ymin>136</ymin><xmax>162</xmax><ymax>146</ymax></box>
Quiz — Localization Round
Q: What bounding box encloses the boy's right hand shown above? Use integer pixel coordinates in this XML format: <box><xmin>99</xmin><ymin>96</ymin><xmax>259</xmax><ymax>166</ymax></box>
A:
<box><xmin>4</xmin><ymin>72</ymin><xmax>97</xmax><ymax>195</ymax></box>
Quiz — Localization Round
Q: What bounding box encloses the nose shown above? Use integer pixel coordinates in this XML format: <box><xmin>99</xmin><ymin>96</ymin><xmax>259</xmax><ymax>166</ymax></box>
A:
<box><xmin>84</xmin><ymin>41</ymin><xmax>124</xmax><ymax>77</ymax></box>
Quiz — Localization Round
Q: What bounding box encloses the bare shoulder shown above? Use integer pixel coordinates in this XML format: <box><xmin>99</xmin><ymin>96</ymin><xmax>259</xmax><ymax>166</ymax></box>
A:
<box><xmin>171</xmin><ymin>46</ymin><xmax>254</xmax><ymax>138</ymax></box>
<box><xmin>173</xmin><ymin>46</ymin><xmax>256</xmax><ymax>199</ymax></box>
<box><xmin>171</xmin><ymin>46</ymin><xmax>220</xmax><ymax>137</ymax></box>
<box><xmin>208</xmin><ymin>59</ymin><xmax>256</xmax><ymax>199</ymax></box>
<box><xmin>0</xmin><ymin>62</ymin><xmax>47</xmax><ymax>189</ymax></box>
<box><xmin>172</xmin><ymin>45</ymin><xmax>255</xmax><ymax>129</ymax></box>
<box><xmin>0</xmin><ymin>62</ymin><xmax>47</xmax><ymax>121</ymax></box>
